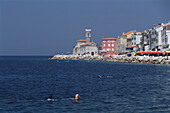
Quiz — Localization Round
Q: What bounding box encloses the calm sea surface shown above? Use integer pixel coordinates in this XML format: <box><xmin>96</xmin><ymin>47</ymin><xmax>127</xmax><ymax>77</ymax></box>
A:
<box><xmin>0</xmin><ymin>56</ymin><xmax>170</xmax><ymax>113</ymax></box>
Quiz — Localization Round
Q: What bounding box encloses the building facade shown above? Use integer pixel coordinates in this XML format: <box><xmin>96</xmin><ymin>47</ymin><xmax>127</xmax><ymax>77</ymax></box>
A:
<box><xmin>115</xmin><ymin>37</ymin><xmax>121</xmax><ymax>54</ymax></box>
<box><xmin>131</xmin><ymin>32</ymin><xmax>142</xmax><ymax>51</ymax></box>
<box><xmin>73</xmin><ymin>29</ymin><xmax>98</xmax><ymax>56</ymax></box>
<box><xmin>100</xmin><ymin>37</ymin><xmax>117</xmax><ymax>56</ymax></box>
<box><xmin>162</xmin><ymin>22</ymin><xmax>170</xmax><ymax>50</ymax></box>
<box><xmin>137</xmin><ymin>21</ymin><xmax>170</xmax><ymax>52</ymax></box>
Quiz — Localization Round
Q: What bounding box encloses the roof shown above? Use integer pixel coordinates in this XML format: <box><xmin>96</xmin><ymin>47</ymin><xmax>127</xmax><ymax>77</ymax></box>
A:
<box><xmin>116</xmin><ymin>37</ymin><xmax>121</xmax><ymax>40</ymax></box>
<box><xmin>136</xmin><ymin>32</ymin><xmax>141</xmax><ymax>34</ymax></box>
<box><xmin>80</xmin><ymin>42</ymin><xmax>92</xmax><ymax>46</ymax></box>
<box><xmin>121</xmin><ymin>31</ymin><xmax>135</xmax><ymax>36</ymax></box>
<box><xmin>102</xmin><ymin>38</ymin><xmax>117</xmax><ymax>40</ymax></box>
<box><xmin>77</xmin><ymin>39</ymin><xmax>86</xmax><ymax>42</ymax></box>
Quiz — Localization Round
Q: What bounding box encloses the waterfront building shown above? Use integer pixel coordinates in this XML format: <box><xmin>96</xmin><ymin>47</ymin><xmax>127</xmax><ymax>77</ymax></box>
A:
<box><xmin>149</xmin><ymin>22</ymin><xmax>170</xmax><ymax>51</ymax></box>
<box><xmin>131</xmin><ymin>32</ymin><xmax>142</xmax><ymax>46</ymax></box>
<box><xmin>120</xmin><ymin>32</ymin><xmax>126</xmax><ymax>52</ymax></box>
<box><xmin>131</xmin><ymin>32</ymin><xmax>142</xmax><ymax>52</ymax></box>
<box><xmin>115</xmin><ymin>37</ymin><xmax>121</xmax><ymax>54</ymax></box>
<box><xmin>100</xmin><ymin>37</ymin><xmax>117</xmax><ymax>56</ymax></box>
<box><xmin>150</xmin><ymin>25</ymin><xmax>157</xmax><ymax>51</ymax></box>
<box><xmin>120</xmin><ymin>31</ymin><xmax>135</xmax><ymax>52</ymax></box>
<box><xmin>126</xmin><ymin>31</ymin><xmax>135</xmax><ymax>47</ymax></box>
<box><xmin>147</xmin><ymin>29</ymin><xmax>152</xmax><ymax>51</ymax></box>
<box><xmin>161</xmin><ymin>22</ymin><xmax>170</xmax><ymax>50</ymax></box>
<box><xmin>138</xmin><ymin>21</ymin><xmax>170</xmax><ymax>52</ymax></box>
<box><xmin>155</xmin><ymin>23</ymin><xmax>164</xmax><ymax>51</ymax></box>
<box><xmin>73</xmin><ymin>29</ymin><xmax>98</xmax><ymax>56</ymax></box>
<box><xmin>141</xmin><ymin>30</ymin><xmax>150</xmax><ymax>51</ymax></box>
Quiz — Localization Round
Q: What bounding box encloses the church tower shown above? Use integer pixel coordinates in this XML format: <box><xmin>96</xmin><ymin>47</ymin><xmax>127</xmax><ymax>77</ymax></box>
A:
<box><xmin>86</xmin><ymin>29</ymin><xmax>91</xmax><ymax>43</ymax></box>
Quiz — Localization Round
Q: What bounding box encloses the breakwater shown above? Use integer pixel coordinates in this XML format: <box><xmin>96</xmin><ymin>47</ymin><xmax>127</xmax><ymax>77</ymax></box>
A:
<box><xmin>51</xmin><ymin>55</ymin><xmax>170</xmax><ymax>64</ymax></box>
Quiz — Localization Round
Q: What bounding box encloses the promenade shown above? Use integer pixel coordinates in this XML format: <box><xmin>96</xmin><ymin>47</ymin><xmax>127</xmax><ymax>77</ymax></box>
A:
<box><xmin>51</xmin><ymin>55</ymin><xmax>170</xmax><ymax>65</ymax></box>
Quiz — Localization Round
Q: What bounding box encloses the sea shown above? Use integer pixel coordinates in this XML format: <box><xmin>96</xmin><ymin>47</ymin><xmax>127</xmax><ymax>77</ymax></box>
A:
<box><xmin>0</xmin><ymin>56</ymin><xmax>170</xmax><ymax>113</ymax></box>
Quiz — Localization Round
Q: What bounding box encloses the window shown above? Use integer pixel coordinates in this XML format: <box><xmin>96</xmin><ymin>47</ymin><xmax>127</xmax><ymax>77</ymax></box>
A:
<box><xmin>108</xmin><ymin>40</ymin><xmax>110</xmax><ymax>43</ymax></box>
<box><xmin>103</xmin><ymin>44</ymin><xmax>105</xmax><ymax>47</ymax></box>
<box><xmin>108</xmin><ymin>44</ymin><xmax>110</xmax><ymax>47</ymax></box>
<box><xmin>112</xmin><ymin>44</ymin><xmax>114</xmax><ymax>46</ymax></box>
<box><xmin>112</xmin><ymin>40</ymin><xmax>114</xmax><ymax>42</ymax></box>
<box><xmin>112</xmin><ymin>48</ymin><xmax>114</xmax><ymax>51</ymax></box>
<box><xmin>103</xmin><ymin>41</ymin><xmax>106</xmax><ymax>43</ymax></box>
<box><xmin>107</xmin><ymin>48</ymin><xmax>111</xmax><ymax>51</ymax></box>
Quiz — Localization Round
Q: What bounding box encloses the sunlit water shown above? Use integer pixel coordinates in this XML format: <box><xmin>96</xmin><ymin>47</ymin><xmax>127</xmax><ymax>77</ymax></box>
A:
<box><xmin>0</xmin><ymin>56</ymin><xmax>170</xmax><ymax>113</ymax></box>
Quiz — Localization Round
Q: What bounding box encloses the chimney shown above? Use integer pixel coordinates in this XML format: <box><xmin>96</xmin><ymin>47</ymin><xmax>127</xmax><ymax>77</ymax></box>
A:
<box><xmin>153</xmin><ymin>24</ymin><xmax>156</xmax><ymax>29</ymax></box>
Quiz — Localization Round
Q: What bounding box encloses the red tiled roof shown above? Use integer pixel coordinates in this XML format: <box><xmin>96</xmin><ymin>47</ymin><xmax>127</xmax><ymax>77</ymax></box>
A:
<box><xmin>77</xmin><ymin>39</ymin><xmax>86</xmax><ymax>42</ymax></box>
<box><xmin>121</xmin><ymin>31</ymin><xmax>135</xmax><ymax>36</ymax></box>
<box><xmin>80</xmin><ymin>42</ymin><xmax>91</xmax><ymax>46</ymax></box>
<box><xmin>116</xmin><ymin>37</ymin><xmax>121</xmax><ymax>40</ymax></box>
<box><xmin>136</xmin><ymin>32</ymin><xmax>141</xmax><ymax>34</ymax></box>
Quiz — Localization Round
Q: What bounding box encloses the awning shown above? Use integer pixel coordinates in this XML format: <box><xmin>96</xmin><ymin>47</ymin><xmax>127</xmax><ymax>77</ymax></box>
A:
<box><xmin>136</xmin><ymin>52</ymin><xmax>163</xmax><ymax>55</ymax></box>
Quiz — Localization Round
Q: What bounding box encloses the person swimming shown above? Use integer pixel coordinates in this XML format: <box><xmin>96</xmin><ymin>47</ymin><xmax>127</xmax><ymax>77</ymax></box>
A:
<box><xmin>98</xmin><ymin>75</ymin><xmax>102</xmax><ymax>78</ymax></box>
<box><xmin>75</xmin><ymin>94</ymin><xmax>80</xmax><ymax>100</ymax></box>
<box><xmin>47</xmin><ymin>95</ymin><xmax>54</xmax><ymax>101</ymax></box>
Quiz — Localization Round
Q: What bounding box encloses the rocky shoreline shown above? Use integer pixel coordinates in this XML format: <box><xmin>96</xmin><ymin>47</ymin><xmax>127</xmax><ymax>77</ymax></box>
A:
<box><xmin>51</xmin><ymin>55</ymin><xmax>170</xmax><ymax>65</ymax></box>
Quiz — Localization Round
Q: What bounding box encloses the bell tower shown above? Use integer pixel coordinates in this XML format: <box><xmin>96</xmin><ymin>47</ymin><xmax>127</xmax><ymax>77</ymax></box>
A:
<box><xmin>86</xmin><ymin>29</ymin><xmax>91</xmax><ymax>43</ymax></box>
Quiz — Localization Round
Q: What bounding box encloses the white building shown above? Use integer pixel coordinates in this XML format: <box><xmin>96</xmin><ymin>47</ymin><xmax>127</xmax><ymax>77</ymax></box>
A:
<box><xmin>150</xmin><ymin>22</ymin><xmax>170</xmax><ymax>51</ymax></box>
<box><xmin>155</xmin><ymin>23</ymin><xmax>163</xmax><ymax>50</ymax></box>
<box><xmin>131</xmin><ymin>32</ymin><xmax>142</xmax><ymax>51</ymax></box>
<box><xmin>73</xmin><ymin>29</ymin><xmax>98</xmax><ymax>56</ymax></box>
<box><xmin>161</xmin><ymin>22</ymin><xmax>170</xmax><ymax>50</ymax></box>
<box><xmin>140</xmin><ymin>21</ymin><xmax>170</xmax><ymax>52</ymax></box>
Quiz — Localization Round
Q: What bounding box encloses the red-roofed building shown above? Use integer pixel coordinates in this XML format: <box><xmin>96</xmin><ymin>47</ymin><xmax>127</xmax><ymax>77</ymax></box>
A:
<box><xmin>73</xmin><ymin>29</ymin><xmax>98</xmax><ymax>56</ymax></box>
<box><xmin>100</xmin><ymin>37</ymin><xmax>117</xmax><ymax>56</ymax></box>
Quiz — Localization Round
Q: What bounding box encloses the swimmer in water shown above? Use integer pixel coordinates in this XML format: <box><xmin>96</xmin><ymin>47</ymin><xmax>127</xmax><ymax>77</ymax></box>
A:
<box><xmin>98</xmin><ymin>75</ymin><xmax>102</xmax><ymax>78</ymax></box>
<box><xmin>47</xmin><ymin>95</ymin><xmax>54</xmax><ymax>101</ymax></box>
<box><xmin>75</xmin><ymin>94</ymin><xmax>80</xmax><ymax>100</ymax></box>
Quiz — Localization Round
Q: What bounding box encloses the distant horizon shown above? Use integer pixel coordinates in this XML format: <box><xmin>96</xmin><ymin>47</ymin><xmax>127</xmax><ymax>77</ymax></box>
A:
<box><xmin>1</xmin><ymin>0</ymin><xmax>170</xmax><ymax>56</ymax></box>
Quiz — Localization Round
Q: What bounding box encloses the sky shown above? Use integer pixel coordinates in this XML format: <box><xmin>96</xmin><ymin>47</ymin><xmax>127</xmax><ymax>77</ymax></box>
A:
<box><xmin>0</xmin><ymin>0</ymin><xmax>170</xmax><ymax>56</ymax></box>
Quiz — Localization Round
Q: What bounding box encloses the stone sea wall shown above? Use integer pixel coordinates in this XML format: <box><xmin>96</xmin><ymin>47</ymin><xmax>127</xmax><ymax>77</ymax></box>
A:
<box><xmin>51</xmin><ymin>55</ymin><xmax>170</xmax><ymax>65</ymax></box>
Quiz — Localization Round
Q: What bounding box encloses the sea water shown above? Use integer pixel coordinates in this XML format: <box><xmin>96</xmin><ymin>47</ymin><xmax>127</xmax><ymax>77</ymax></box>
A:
<box><xmin>0</xmin><ymin>56</ymin><xmax>170</xmax><ymax>113</ymax></box>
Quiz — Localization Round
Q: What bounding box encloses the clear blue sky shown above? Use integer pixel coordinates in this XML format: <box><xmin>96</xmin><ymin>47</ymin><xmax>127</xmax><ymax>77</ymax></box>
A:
<box><xmin>0</xmin><ymin>0</ymin><xmax>170</xmax><ymax>56</ymax></box>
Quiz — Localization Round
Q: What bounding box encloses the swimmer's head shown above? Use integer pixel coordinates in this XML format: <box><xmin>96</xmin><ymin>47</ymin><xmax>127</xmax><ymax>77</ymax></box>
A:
<box><xmin>75</xmin><ymin>94</ymin><xmax>80</xmax><ymax>100</ymax></box>
<box><xmin>49</xmin><ymin>95</ymin><xmax>53</xmax><ymax>99</ymax></box>
<box><xmin>47</xmin><ymin>95</ymin><xmax>53</xmax><ymax>101</ymax></box>
<box><xmin>98</xmin><ymin>75</ymin><xmax>102</xmax><ymax>78</ymax></box>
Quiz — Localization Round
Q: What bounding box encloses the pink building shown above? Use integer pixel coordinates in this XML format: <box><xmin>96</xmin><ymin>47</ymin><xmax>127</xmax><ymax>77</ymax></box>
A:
<box><xmin>100</xmin><ymin>37</ymin><xmax>117</xmax><ymax>56</ymax></box>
